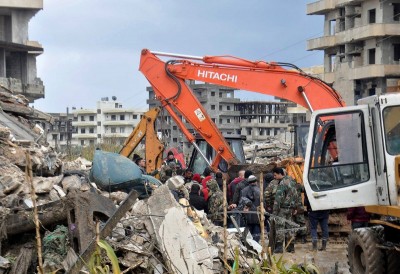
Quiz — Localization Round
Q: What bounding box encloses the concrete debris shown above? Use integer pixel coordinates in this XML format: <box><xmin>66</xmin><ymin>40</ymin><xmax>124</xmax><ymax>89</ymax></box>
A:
<box><xmin>243</xmin><ymin>137</ymin><xmax>292</xmax><ymax>164</ymax></box>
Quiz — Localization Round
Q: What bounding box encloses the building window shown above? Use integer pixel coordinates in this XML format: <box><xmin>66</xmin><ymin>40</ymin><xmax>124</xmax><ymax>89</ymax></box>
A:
<box><xmin>211</xmin><ymin>105</ymin><xmax>216</xmax><ymax>110</ymax></box>
<box><xmin>97</xmin><ymin>109</ymin><xmax>101</xmax><ymax>114</ymax></box>
<box><xmin>111</xmin><ymin>115</ymin><xmax>116</xmax><ymax>121</ymax></box>
<box><xmin>236</xmin><ymin>129</ymin><xmax>241</xmax><ymax>134</ymax></box>
<box><xmin>120</xmin><ymin>127</ymin><xmax>125</xmax><ymax>133</ymax></box>
<box><xmin>133</xmin><ymin>114</ymin><xmax>138</xmax><ymax>119</ymax></box>
<box><xmin>227</xmin><ymin>118</ymin><xmax>231</xmax><ymax>124</ymax></box>
<box><xmin>120</xmin><ymin>115</ymin><xmax>125</xmax><ymax>120</ymax></box>
<box><xmin>97</xmin><ymin>134</ymin><xmax>101</xmax><ymax>138</ymax></box>
<box><xmin>80</xmin><ymin>116</ymin><xmax>85</xmax><ymax>121</ymax></box>
<box><xmin>111</xmin><ymin>127</ymin><xmax>116</xmax><ymax>133</ymax></box>
<box><xmin>369</xmin><ymin>48</ymin><xmax>376</xmax><ymax>64</ymax></box>
<box><xmin>115</xmin><ymin>103</ymin><xmax>118</xmax><ymax>108</ymax></box>
<box><xmin>97</xmin><ymin>121</ymin><xmax>101</xmax><ymax>126</ymax></box>
<box><xmin>394</xmin><ymin>4</ymin><xmax>400</xmax><ymax>21</ymax></box>
<box><xmin>227</xmin><ymin>106</ymin><xmax>231</xmax><ymax>110</ymax></box>
<box><xmin>89</xmin><ymin>115</ymin><xmax>94</xmax><ymax>121</ymax></box>
<box><xmin>212</xmin><ymin>118</ymin><xmax>216</xmax><ymax>123</ymax></box>
<box><xmin>173</xmin><ymin>138</ymin><xmax>177</xmax><ymax>142</ymax></box>
<box><xmin>219</xmin><ymin>105</ymin><xmax>222</xmax><ymax>111</ymax></box>
<box><xmin>211</xmin><ymin>92</ymin><xmax>215</xmax><ymax>96</ymax></box>
<box><xmin>89</xmin><ymin>128</ymin><xmax>94</xmax><ymax>133</ymax></box>
<box><xmin>173</xmin><ymin>126</ymin><xmax>177</xmax><ymax>130</ymax></box>
<box><xmin>219</xmin><ymin>92</ymin><xmax>222</xmax><ymax>98</ymax></box>
<box><xmin>369</xmin><ymin>9</ymin><xmax>376</xmax><ymax>23</ymax></box>
<box><xmin>247</xmin><ymin>128</ymin><xmax>252</xmax><ymax>135</ymax></box>
<box><xmin>89</xmin><ymin>140</ymin><xmax>94</xmax><ymax>145</ymax></box>
<box><xmin>394</xmin><ymin>44</ymin><xmax>400</xmax><ymax>61</ymax></box>
<box><xmin>219</xmin><ymin>118</ymin><xmax>223</xmax><ymax>124</ymax></box>
<box><xmin>81</xmin><ymin>140</ymin><xmax>85</xmax><ymax>146</ymax></box>
<box><xmin>81</xmin><ymin>128</ymin><xmax>86</xmax><ymax>134</ymax></box>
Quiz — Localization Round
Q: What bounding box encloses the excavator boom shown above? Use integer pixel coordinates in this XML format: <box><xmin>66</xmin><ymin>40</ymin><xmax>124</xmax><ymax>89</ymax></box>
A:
<box><xmin>119</xmin><ymin>107</ymin><xmax>164</xmax><ymax>173</ymax></box>
<box><xmin>139</xmin><ymin>49</ymin><xmax>345</xmax><ymax>170</ymax></box>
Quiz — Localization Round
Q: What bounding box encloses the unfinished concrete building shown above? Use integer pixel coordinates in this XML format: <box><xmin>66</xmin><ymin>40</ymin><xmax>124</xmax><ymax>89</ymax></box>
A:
<box><xmin>307</xmin><ymin>0</ymin><xmax>400</xmax><ymax>104</ymax></box>
<box><xmin>237</xmin><ymin>101</ymin><xmax>307</xmax><ymax>142</ymax></box>
<box><xmin>0</xmin><ymin>1</ymin><xmax>44</xmax><ymax>102</ymax></box>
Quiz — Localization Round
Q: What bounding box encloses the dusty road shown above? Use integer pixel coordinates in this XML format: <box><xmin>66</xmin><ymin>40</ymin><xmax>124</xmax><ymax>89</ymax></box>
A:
<box><xmin>279</xmin><ymin>240</ymin><xmax>351</xmax><ymax>274</ymax></box>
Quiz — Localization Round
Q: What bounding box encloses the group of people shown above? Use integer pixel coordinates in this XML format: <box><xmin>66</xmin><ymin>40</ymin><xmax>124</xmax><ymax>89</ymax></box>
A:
<box><xmin>133</xmin><ymin>151</ymin><xmax>371</xmax><ymax>254</ymax></box>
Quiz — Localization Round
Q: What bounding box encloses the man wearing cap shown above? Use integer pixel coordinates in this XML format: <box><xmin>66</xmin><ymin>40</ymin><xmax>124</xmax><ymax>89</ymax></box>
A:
<box><xmin>163</xmin><ymin>151</ymin><xmax>183</xmax><ymax>170</ymax></box>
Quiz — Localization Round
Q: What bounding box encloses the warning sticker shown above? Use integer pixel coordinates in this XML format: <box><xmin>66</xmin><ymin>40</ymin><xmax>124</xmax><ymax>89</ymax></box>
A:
<box><xmin>194</xmin><ymin>108</ymin><xmax>206</xmax><ymax>122</ymax></box>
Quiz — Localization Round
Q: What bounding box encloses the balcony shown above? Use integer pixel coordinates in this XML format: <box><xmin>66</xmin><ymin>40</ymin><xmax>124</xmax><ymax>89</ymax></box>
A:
<box><xmin>219</xmin><ymin>111</ymin><xmax>241</xmax><ymax>116</ymax></box>
<box><xmin>74</xmin><ymin>109</ymin><xmax>96</xmax><ymax>115</ymax></box>
<box><xmin>72</xmin><ymin>121</ymin><xmax>96</xmax><ymax>127</ymax></box>
<box><xmin>103</xmin><ymin>120</ymin><xmax>134</xmax><ymax>126</ymax></box>
<box><xmin>1</xmin><ymin>0</ymin><xmax>43</xmax><ymax>9</ymax></box>
<box><xmin>307</xmin><ymin>0</ymin><xmax>335</xmax><ymax>15</ymax></box>
<box><xmin>307</xmin><ymin>0</ymin><xmax>363</xmax><ymax>15</ymax></box>
<box><xmin>217</xmin><ymin>124</ymin><xmax>240</xmax><ymax>130</ymax></box>
<box><xmin>308</xmin><ymin>24</ymin><xmax>400</xmax><ymax>50</ymax></box>
<box><xmin>307</xmin><ymin>36</ymin><xmax>336</xmax><ymax>50</ymax></box>
<box><xmin>349</xmin><ymin>64</ymin><xmax>400</xmax><ymax>80</ymax></box>
<box><xmin>103</xmin><ymin>133</ymin><xmax>130</xmax><ymax>138</ymax></box>
<box><xmin>73</xmin><ymin>134</ymin><xmax>97</xmax><ymax>139</ymax></box>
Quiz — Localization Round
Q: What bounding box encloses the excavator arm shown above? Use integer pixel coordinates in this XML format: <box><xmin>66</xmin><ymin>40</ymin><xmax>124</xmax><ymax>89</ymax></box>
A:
<box><xmin>119</xmin><ymin>107</ymin><xmax>164</xmax><ymax>173</ymax></box>
<box><xmin>139</xmin><ymin>49</ymin><xmax>345</xmax><ymax>170</ymax></box>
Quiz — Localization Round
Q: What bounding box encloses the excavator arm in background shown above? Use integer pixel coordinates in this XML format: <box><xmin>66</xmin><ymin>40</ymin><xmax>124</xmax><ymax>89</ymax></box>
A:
<box><xmin>119</xmin><ymin>107</ymin><xmax>164</xmax><ymax>174</ymax></box>
<box><xmin>139</xmin><ymin>49</ymin><xmax>345</xmax><ymax>171</ymax></box>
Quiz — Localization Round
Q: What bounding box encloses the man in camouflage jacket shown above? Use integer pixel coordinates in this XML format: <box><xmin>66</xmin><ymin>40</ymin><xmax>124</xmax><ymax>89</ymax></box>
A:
<box><xmin>206</xmin><ymin>179</ymin><xmax>224</xmax><ymax>226</ymax></box>
<box><xmin>272</xmin><ymin>167</ymin><xmax>299</xmax><ymax>253</ymax></box>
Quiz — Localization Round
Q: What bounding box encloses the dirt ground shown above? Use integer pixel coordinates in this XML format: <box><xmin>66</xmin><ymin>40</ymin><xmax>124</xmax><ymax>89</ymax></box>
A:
<box><xmin>281</xmin><ymin>240</ymin><xmax>351</xmax><ymax>274</ymax></box>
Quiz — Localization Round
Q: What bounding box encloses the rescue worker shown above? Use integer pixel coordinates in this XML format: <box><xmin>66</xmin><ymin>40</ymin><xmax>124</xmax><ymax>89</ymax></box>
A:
<box><xmin>163</xmin><ymin>151</ymin><xmax>183</xmax><ymax>171</ymax></box>
<box><xmin>272</xmin><ymin>167</ymin><xmax>299</xmax><ymax>253</ymax></box>
<box><xmin>240</xmin><ymin>175</ymin><xmax>261</xmax><ymax>241</ymax></box>
<box><xmin>206</xmin><ymin>179</ymin><xmax>224</xmax><ymax>226</ymax></box>
<box><xmin>230</xmin><ymin>170</ymin><xmax>253</xmax><ymax>209</ymax></box>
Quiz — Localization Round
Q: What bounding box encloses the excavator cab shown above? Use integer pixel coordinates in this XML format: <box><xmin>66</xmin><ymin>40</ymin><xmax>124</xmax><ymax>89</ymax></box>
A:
<box><xmin>187</xmin><ymin>134</ymin><xmax>246</xmax><ymax>176</ymax></box>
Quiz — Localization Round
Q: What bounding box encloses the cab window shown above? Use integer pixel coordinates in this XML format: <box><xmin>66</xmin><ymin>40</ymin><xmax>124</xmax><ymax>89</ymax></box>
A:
<box><xmin>308</xmin><ymin>111</ymin><xmax>369</xmax><ymax>191</ymax></box>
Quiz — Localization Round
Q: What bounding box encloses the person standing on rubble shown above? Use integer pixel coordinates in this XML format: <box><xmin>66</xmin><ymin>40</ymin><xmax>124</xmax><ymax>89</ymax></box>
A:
<box><xmin>240</xmin><ymin>175</ymin><xmax>262</xmax><ymax>242</ymax></box>
<box><xmin>163</xmin><ymin>151</ymin><xmax>183</xmax><ymax>171</ymax></box>
<box><xmin>229</xmin><ymin>170</ymin><xmax>253</xmax><ymax>209</ymax></box>
<box><xmin>189</xmin><ymin>184</ymin><xmax>208</xmax><ymax>212</ymax></box>
<box><xmin>228</xmin><ymin>170</ymin><xmax>245</xmax><ymax>204</ymax></box>
<box><xmin>263</xmin><ymin>172</ymin><xmax>277</xmax><ymax>232</ymax></box>
<box><xmin>206</xmin><ymin>179</ymin><xmax>224</xmax><ymax>226</ymax></box>
<box><xmin>272</xmin><ymin>167</ymin><xmax>299</xmax><ymax>253</ymax></box>
<box><xmin>201</xmin><ymin>167</ymin><xmax>214</xmax><ymax>201</ymax></box>
<box><xmin>135</xmin><ymin>157</ymin><xmax>159</xmax><ymax>176</ymax></box>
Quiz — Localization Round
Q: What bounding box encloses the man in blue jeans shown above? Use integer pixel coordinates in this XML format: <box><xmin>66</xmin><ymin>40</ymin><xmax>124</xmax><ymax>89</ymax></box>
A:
<box><xmin>304</xmin><ymin>193</ymin><xmax>329</xmax><ymax>251</ymax></box>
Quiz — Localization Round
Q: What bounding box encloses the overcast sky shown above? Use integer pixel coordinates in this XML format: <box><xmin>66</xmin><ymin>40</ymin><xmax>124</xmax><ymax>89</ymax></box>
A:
<box><xmin>30</xmin><ymin>0</ymin><xmax>324</xmax><ymax>113</ymax></box>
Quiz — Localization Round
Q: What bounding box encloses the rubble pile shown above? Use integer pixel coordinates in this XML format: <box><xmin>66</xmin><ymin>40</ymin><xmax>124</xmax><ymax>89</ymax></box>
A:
<box><xmin>0</xmin><ymin>125</ymin><xmax>261</xmax><ymax>273</ymax></box>
<box><xmin>243</xmin><ymin>136</ymin><xmax>292</xmax><ymax>164</ymax></box>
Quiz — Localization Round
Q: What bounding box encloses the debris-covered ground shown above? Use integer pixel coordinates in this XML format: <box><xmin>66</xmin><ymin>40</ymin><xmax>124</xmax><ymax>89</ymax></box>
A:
<box><xmin>0</xmin><ymin>88</ymin><xmax>350</xmax><ymax>273</ymax></box>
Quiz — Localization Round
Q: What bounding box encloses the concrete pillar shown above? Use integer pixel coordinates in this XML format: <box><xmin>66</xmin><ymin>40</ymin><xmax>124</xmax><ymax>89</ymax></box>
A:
<box><xmin>0</xmin><ymin>49</ymin><xmax>5</xmax><ymax>77</ymax></box>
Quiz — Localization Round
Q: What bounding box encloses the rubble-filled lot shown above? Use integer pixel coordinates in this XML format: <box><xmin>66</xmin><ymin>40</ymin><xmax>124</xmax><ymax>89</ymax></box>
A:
<box><xmin>0</xmin><ymin>89</ymin><xmax>349</xmax><ymax>273</ymax></box>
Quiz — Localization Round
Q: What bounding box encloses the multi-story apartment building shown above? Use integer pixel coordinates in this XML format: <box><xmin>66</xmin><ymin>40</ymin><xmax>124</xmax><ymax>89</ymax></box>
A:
<box><xmin>0</xmin><ymin>1</ymin><xmax>44</xmax><ymax>101</ymax></box>
<box><xmin>307</xmin><ymin>0</ymin><xmax>400</xmax><ymax>104</ymax></box>
<box><xmin>71</xmin><ymin>97</ymin><xmax>144</xmax><ymax>146</ymax></box>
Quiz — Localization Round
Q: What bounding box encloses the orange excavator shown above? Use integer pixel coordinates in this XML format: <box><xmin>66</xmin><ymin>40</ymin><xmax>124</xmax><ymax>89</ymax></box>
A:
<box><xmin>139</xmin><ymin>49</ymin><xmax>345</xmax><ymax>172</ymax></box>
<box><xmin>139</xmin><ymin>49</ymin><xmax>400</xmax><ymax>272</ymax></box>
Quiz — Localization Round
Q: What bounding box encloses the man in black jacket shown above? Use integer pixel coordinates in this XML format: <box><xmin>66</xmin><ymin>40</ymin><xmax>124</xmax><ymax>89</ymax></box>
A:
<box><xmin>189</xmin><ymin>184</ymin><xmax>208</xmax><ymax>212</ymax></box>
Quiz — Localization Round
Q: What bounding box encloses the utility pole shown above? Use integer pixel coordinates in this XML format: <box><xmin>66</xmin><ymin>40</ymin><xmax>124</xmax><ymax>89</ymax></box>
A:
<box><xmin>66</xmin><ymin>107</ymin><xmax>72</xmax><ymax>158</ymax></box>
